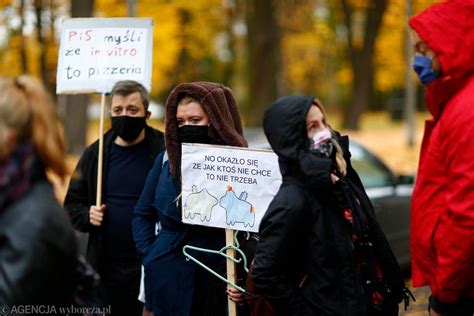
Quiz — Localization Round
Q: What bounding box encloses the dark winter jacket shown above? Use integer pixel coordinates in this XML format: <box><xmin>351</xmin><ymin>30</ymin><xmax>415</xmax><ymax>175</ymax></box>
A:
<box><xmin>64</xmin><ymin>125</ymin><xmax>164</xmax><ymax>270</ymax></box>
<box><xmin>252</xmin><ymin>96</ymin><xmax>405</xmax><ymax>316</ymax></box>
<box><xmin>0</xmin><ymin>175</ymin><xmax>77</xmax><ymax>305</ymax></box>
<box><xmin>133</xmin><ymin>152</ymin><xmax>227</xmax><ymax>316</ymax></box>
<box><xmin>133</xmin><ymin>82</ymin><xmax>247</xmax><ymax>316</ymax></box>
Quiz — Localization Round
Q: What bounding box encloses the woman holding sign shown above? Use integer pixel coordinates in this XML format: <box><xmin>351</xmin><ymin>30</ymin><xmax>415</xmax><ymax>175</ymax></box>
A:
<box><xmin>252</xmin><ymin>96</ymin><xmax>410</xmax><ymax>316</ymax></box>
<box><xmin>132</xmin><ymin>82</ymin><xmax>247</xmax><ymax>316</ymax></box>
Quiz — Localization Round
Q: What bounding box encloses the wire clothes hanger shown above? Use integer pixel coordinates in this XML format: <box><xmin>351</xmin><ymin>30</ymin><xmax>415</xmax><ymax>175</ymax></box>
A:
<box><xmin>182</xmin><ymin>231</ymin><xmax>250</xmax><ymax>293</ymax></box>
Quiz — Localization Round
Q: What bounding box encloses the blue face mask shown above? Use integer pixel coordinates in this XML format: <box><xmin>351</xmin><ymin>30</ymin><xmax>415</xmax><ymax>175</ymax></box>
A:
<box><xmin>413</xmin><ymin>55</ymin><xmax>439</xmax><ymax>85</ymax></box>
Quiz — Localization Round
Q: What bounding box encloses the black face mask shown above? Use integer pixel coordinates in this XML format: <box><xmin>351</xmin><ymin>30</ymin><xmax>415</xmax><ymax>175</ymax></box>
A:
<box><xmin>177</xmin><ymin>125</ymin><xmax>211</xmax><ymax>144</ymax></box>
<box><xmin>111</xmin><ymin>116</ymin><xmax>147</xmax><ymax>141</ymax></box>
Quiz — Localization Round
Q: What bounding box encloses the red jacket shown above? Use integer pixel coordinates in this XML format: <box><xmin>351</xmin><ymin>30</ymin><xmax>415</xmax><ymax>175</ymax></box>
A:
<box><xmin>409</xmin><ymin>0</ymin><xmax>474</xmax><ymax>304</ymax></box>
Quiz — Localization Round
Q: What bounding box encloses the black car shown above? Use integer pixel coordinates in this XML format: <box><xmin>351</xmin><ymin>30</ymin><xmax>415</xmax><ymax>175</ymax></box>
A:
<box><xmin>348</xmin><ymin>140</ymin><xmax>413</xmax><ymax>271</ymax></box>
<box><xmin>245</xmin><ymin>129</ymin><xmax>413</xmax><ymax>271</ymax></box>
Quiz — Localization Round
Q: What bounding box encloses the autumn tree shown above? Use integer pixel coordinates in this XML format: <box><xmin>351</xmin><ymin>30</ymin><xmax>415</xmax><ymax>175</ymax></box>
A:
<box><xmin>33</xmin><ymin>0</ymin><xmax>48</xmax><ymax>85</ymax></box>
<box><xmin>19</xmin><ymin>0</ymin><xmax>28</xmax><ymax>73</ymax></box>
<box><xmin>244</xmin><ymin>0</ymin><xmax>280</xmax><ymax>126</ymax></box>
<box><xmin>0</xmin><ymin>1</ymin><xmax>28</xmax><ymax>76</ymax></box>
<box><xmin>59</xmin><ymin>0</ymin><xmax>94</xmax><ymax>155</ymax></box>
<box><xmin>278</xmin><ymin>1</ymin><xmax>341</xmax><ymax>101</ymax></box>
<box><xmin>340</xmin><ymin>0</ymin><xmax>388</xmax><ymax>130</ymax></box>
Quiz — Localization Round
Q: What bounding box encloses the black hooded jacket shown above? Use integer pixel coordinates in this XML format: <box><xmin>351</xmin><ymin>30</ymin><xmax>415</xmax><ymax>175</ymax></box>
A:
<box><xmin>252</xmin><ymin>96</ymin><xmax>404</xmax><ymax>316</ymax></box>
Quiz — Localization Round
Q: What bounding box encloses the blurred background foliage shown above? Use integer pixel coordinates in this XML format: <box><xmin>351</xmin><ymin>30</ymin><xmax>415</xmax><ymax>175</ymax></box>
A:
<box><xmin>0</xmin><ymin>0</ymin><xmax>438</xmax><ymax>152</ymax></box>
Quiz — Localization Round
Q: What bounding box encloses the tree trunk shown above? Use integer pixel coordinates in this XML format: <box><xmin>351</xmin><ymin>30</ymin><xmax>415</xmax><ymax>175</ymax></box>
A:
<box><xmin>175</xmin><ymin>8</ymin><xmax>192</xmax><ymax>83</ymax></box>
<box><xmin>341</xmin><ymin>0</ymin><xmax>388</xmax><ymax>130</ymax></box>
<box><xmin>47</xmin><ymin>0</ymin><xmax>58</xmax><ymax>94</ymax></box>
<box><xmin>404</xmin><ymin>0</ymin><xmax>416</xmax><ymax>147</ymax></box>
<box><xmin>59</xmin><ymin>94</ymin><xmax>93</xmax><ymax>154</ymax></box>
<box><xmin>221</xmin><ymin>2</ymin><xmax>236</xmax><ymax>87</ymax></box>
<box><xmin>34</xmin><ymin>0</ymin><xmax>49</xmax><ymax>87</ymax></box>
<box><xmin>19</xmin><ymin>0</ymin><xmax>28</xmax><ymax>74</ymax></box>
<box><xmin>127</xmin><ymin>0</ymin><xmax>136</xmax><ymax>17</ymax></box>
<box><xmin>60</xmin><ymin>0</ymin><xmax>94</xmax><ymax>155</ymax></box>
<box><xmin>70</xmin><ymin>0</ymin><xmax>94</xmax><ymax>17</ymax></box>
<box><xmin>245</xmin><ymin>0</ymin><xmax>280</xmax><ymax>126</ymax></box>
<box><xmin>346</xmin><ymin>51</ymin><xmax>373</xmax><ymax>129</ymax></box>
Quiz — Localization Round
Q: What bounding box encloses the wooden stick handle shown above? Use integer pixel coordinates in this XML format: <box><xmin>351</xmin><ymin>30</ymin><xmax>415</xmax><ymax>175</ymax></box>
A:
<box><xmin>225</xmin><ymin>228</ymin><xmax>237</xmax><ymax>316</ymax></box>
<box><xmin>96</xmin><ymin>93</ymin><xmax>106</xmax><ymax>206</ymax></box>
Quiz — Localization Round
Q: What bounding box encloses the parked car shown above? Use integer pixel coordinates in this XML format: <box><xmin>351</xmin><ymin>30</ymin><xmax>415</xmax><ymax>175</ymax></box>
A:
<box><xmin>245</xmin><ymin>129</ymin><xmax>413</xmax><ymax>271</ymax></box>
<box><xmin>348</xmin><ymin>140</ymin><xmax>413</xmax><ymax>271</ymax></box>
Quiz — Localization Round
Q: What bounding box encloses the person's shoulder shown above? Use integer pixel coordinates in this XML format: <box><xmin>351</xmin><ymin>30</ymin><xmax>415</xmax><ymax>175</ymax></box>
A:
<box><xmin>154</xmin><ymin>150</ymin><xmax>168</xmax><ymax>166</ymax></box>
<box><xmin>146</xmin><ymin>125</ymin><xmax>164</xmax><ymax>137</ymax></box>
<box><xmin>147</xmin><ymin>150</ymin><xmax>171</xmax><ymax>176</ymax></box>
<box><xmin>460</xmin><ymin>74</ymin><xmax>474</xmax><ymax>94</ymax></box>
<box><xmin>330</xmin><ymin>128</ymin><xmax>350</xmax><ymax>150</ymax></box>
<box><xmin>1</xmin><ymin>182</ymin><xmax>77</xmax><ymax>303</ymax></box>
<box><xmin>270</xmin><ymin>183</ymin><xmax>308</xmax><ymax>212</ymax></box>
<box><xmin>20</xmin><ymin>182</ymin><xmax>69</xmax><ymax>221</ymax></box>
<box><xmin>145</xmin><ymin>126</ymin><xmax>165</xmax><ymax>146</ymax></box>
<box><xmin>81</xmin><ymin>129</ymin><xmax>116</xmax><ymax>157</ymax></box>
<box><xmin>259</xmin><ymin>184</ymin><xmax>310</xmax><ymax>233</ymax></box>
<box><xmin>442</xmin><ymin>77</ymin><xmax>474</xmax><ymax>126</ymax></box>
<box><xmin>449</xmin><ymin>76</ymin><xmax>474</xmax><ymax>112</ymax></box>
<box><xmin>145</xmin><ymin>125</ymin><xmax>165</xmax><ymax>155</ymax></box>
<box><xmin>6</xmin><ymin>181</ymin><xmax>76</xmax><ymax>244</ymax></box>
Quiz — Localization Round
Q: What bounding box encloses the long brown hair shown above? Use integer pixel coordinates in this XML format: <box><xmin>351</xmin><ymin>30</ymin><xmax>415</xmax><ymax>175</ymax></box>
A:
<box><xmin>0</xmin><ymin>76</ymin><xmax>67</xmax><ymax>179</ymax></box>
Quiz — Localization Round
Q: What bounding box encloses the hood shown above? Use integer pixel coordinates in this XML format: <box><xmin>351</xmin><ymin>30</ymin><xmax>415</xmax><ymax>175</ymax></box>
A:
<box><xmin>263</xmin><ymin>96</ymin><xmax>313</xmax><ymax>160</ymax></box>
<box><xmin>409</xmin><ymin>0</ymin><xmax>474</xmax><ymax>117</ymax></box>
<box><xmin>165</xmin><ymin>81</ymin><xmax>247</xmax><ymax>176</ymax></box>
<box><xmin>263</xmin><ymin>96</ymin><xmax>332</xmax><ymax>187</ymax></box>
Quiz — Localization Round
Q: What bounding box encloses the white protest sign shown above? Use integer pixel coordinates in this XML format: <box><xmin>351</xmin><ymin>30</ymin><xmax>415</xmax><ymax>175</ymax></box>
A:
<box><xmin>56</xmin><ymin>18</ymin><xmax>153</xmax><ymax>94</ymax></box>
<box><xmin>181</xmin><ymin>144</ymin><xmax>282</xmax><ymax>232</ymax></box>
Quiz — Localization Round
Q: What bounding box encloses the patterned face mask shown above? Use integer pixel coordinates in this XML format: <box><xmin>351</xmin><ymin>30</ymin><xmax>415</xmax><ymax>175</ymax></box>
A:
<box><xmin>309</xmin><ymin>128</ymin><xmax>333</xmax><ymax>158</ymax></box>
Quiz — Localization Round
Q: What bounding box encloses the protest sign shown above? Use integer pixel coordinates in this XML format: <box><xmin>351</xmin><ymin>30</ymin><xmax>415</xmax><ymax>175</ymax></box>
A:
<box><xmin>56</xmin><ymin>18</ymin><xmax>153</xmax><ymax>94</ymax></box>
<box><xmin>181</xmin><ymin>143</ymin><xmax>282</xmax><ymax>233</ymax></box>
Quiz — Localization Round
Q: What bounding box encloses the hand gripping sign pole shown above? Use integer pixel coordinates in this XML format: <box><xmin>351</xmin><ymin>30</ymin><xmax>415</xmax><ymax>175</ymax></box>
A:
<box><xmin>182</xmin><ymin>230</ymin><xmax>251</xmax><ymax>316</ymax></box>
<box><xmin>182</xmin><ymin>230</ymin><xmax>250</xmax><ymax>292</ymax></box>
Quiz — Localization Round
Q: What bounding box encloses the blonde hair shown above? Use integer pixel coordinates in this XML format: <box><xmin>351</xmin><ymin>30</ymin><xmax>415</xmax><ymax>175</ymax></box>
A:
<box><xmin>312</xmin><ymin>99</ymin><xmax>347</xmax><ymax>176</ymax></box>
<box><xmin>0</xmin><ymin>76</ymin><xmax>67</xmax><ymax>179</ymax></box>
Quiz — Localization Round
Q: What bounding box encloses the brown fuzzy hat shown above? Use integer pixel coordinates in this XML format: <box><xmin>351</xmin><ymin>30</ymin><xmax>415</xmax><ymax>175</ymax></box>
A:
<box><xmin>165</xmin><ymin>81</ymin><xmax>248</xmax><ymax>176</ymax></box>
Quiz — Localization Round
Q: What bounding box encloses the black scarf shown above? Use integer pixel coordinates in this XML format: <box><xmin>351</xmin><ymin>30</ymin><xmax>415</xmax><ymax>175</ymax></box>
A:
<box><xmin>335</xmin><ymin>177</ymin><xmax>396</xmax><ymax>312</ymax></box>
